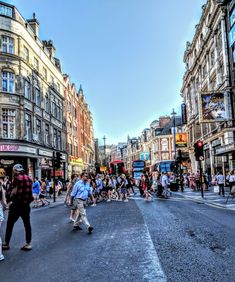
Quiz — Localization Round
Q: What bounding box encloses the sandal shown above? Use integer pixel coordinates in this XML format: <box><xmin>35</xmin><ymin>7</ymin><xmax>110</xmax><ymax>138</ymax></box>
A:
<box><xmin>21</xmin><ymin>243</ymin><xmax>32</xmax><ymax>251</ymax></box>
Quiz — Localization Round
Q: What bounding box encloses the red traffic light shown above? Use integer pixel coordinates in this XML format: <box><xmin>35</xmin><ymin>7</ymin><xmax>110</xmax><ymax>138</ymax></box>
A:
<box><xmin>197</xmin><ymin>141</ymin><xmax>203</xmax><ymax>147</ymax></box>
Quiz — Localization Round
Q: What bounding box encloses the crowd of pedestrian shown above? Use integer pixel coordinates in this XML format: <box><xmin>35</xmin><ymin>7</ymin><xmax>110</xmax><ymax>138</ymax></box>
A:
<box><xmin>1</xmin><ymin>163</ymin><xmax>235</xmax><ymax>263</ymax></box>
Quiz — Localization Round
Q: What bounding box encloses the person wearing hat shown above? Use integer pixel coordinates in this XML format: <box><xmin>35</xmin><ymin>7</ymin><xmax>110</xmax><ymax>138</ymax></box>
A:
<box><xmin>2</xmin><ymin>164</ymin><xmax>34</xmax><ymax>251</ymax></box>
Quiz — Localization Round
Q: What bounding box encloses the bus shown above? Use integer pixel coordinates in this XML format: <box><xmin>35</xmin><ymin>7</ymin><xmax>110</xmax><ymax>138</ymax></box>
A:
<box><xmin>132</xmin><ymin>160</ymin><xmax>146</xmax><ymax>180</ymax></box>
<box><xmin>153</xmin><ymin>160</ymin><xmax>175</xmax><ymax>173</ymax></box>
<box><xmin>109</xmin><ymin>160</ymin><xmax>126</xmax><ymax>175</ymax></box>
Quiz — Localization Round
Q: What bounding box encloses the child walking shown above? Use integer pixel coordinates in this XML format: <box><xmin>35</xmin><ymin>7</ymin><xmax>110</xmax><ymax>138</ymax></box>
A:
<box><xmin>0</xmin><ymin>179</ymin><xmax>7</xmax><ymax>261</ymax></box>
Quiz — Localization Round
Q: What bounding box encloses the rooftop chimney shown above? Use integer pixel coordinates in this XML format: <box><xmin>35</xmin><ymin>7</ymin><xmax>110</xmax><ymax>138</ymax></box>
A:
<box><xmin>42</xmin><ymin>40</ymin><xmax>56</xmax><ymax>59</ymax></box>
<box><xmin>27</xmin><ymin>13</ymin><xmax>39</xmax><ymax>38</ymax></box>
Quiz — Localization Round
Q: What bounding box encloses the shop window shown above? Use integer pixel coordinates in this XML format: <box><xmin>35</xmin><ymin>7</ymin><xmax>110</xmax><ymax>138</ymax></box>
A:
<box><xmin>25</xmin><ymin>113</ymin><xmax>32</xmax><ymax>140</ymax></box>
<box><xmin>2</xmin><ymin>71</ymin><xmax>14</xmax><ymax>93</ymax></box>
<box><xmin>2</xmin><ymin>36</ymin><xmax>14</xmax><ymax>54</ymax></box>
<box><xmin>2</xmin><ymin>109</ymin><xmax>15</xmax><ymax>139</ymax></box>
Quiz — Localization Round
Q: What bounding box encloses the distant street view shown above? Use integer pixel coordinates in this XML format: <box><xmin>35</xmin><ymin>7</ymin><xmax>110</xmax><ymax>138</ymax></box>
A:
<box><xmin>0</xmin><ymin>1</ymin><xmax>235</xmax><ymax>282</ymax></box>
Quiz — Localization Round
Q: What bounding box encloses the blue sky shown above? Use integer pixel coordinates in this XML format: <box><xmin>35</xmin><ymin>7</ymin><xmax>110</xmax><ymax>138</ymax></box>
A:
<box><xmin>6</xmin><ymin>0</ymin><xmax>205</xmax><ymax>145</ymax></box>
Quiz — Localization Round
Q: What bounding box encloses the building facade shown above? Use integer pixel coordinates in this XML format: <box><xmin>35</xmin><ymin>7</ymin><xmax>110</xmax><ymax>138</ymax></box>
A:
<box><xmin>181</xmin><ymin>0</ymin><xmax>235</xmax><ymax>176</ymax></box>
<box><xmin>0</xmin><ymin>2</ymin><xmax>67</xmax><ymax>179</ymax></box>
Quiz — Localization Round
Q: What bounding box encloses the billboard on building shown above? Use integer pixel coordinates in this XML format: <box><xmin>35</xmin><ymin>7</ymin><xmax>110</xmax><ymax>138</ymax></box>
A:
<box><xmin>229</xmin><ymin>23</ymin><xmax>235</xmax><ymax>47</ymax></box>
<box><xmin>175</xmin><ymin>133</ymin><xmax>187</xmax><ymax>148</ymax></box>
<box><xmin>200</xmin><ymin>92</ymin><xmax>227</xmax><ymax>122</ymax></box>
<box><xmin>140</xmin><ymin>152</ymin><xmax>150</xmax><ymax>161</ymax></box>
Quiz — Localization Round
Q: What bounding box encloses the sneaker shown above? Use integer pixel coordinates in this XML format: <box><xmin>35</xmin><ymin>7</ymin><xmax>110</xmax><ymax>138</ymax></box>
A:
<box><xmin>91</xmin><ymin>203</ymin><xmax>96</xmax><ymax>207</ymax></box>
<box><xmin>2</xmin><ymin>243</ymin><xmax>10</xmax><ymax>250</ymax></box>
<box><xmin>124</xmin><ymin>199</ymin><xmax>128</xmax><ymax>202</ymax></box>
<box><xmin>21</xmin><ymin>243</ymin><xmax>32</xmax><ymax>251</ymax></box>
<box><xmin>88</xmin><ymin>226</ymin><xmax>93</xmax><ymax>234</ymax></box>
<box><xmin>107</xmin><ymin>199</ymin><xmax>111</xmax><ymax>202</ymax></box>
<box><xmin>0</xmin><ymin>255</ymin><xmax>5</xmax><ymax>261</ymax></box>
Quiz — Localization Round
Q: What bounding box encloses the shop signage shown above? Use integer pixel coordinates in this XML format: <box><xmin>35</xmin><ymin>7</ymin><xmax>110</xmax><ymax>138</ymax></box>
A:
<box><xmin>215</xmin><ymin>143</ymin><xmax>235</xmax><ymax>155</ymax></box>
<box><xmin>38</xmin><ymin>149</ymin><xmax>53</xmax><ymax>157</ymax></box>
<box><xmin>0</xmin><ymin>159</ymin><xmax>14</xmax><ymax>165</ymax></box>
<box><xmin>212</xmin><ymin>139</ymin><xmax>221</xmax><ymax>147</ymax></box>
<box><xmin>70</xmin><ymin>156</ymin><xmax>83</xmax><ymax>165</ymax></box>
<box><xmin>175</xmin><ymin>133</ymin><xmax>187</xmax><ymax>148</ymax></box>
<box><xmin>0</xmin><ymin>144</ymin><xmax>37</xmax><ymax>154</ymax></box>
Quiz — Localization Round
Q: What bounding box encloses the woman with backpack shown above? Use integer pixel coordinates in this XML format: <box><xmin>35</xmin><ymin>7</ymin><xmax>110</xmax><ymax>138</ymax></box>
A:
<box><xmin>0</xmin><ymin>178</ymin><xmax>7</xmax><ymax>261</ymax></box>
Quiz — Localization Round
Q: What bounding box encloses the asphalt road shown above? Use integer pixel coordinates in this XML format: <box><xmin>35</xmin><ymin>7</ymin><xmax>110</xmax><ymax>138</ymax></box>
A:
<box><xmin>0</xmin><ymin>196</ymin><xmax>235</xmax><ymax>282</ymax></box>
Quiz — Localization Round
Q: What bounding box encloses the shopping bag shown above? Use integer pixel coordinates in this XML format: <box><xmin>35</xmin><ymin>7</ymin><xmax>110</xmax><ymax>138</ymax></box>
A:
<box><xmin>213</xmin><ymin>186</ymin><xmax>219</xmax><ymax>193</ymax></box>
<box><xmin>231</xmin><ymin>186</ymin><xmax>235</xmax><ymax>194</ymax></box>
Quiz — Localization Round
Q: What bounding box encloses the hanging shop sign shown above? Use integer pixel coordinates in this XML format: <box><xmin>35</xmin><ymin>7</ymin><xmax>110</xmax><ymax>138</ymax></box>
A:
<box><xmin>200</xmin><ymin>91</ymin><xmax>227</xmax><ymax>122</ymax></box>
<box><xmin>175</xmin><ymin>133</ymin><xmax>187</xmax><ymax>148</ymax></box>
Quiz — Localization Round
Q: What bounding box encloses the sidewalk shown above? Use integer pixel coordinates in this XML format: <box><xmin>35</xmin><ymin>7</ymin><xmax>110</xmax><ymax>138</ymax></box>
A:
<box><xmin>172</xmin><ymin>187</ymin><xmax>235</xmax><ymax>211</ymax></box>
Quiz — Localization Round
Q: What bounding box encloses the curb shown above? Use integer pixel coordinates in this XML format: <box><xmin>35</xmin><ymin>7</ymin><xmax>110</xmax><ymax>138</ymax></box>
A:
<box><xmin>171</xmin><ymin>192</ymin><xmax>235</xmax><ymax>211</ymax></box>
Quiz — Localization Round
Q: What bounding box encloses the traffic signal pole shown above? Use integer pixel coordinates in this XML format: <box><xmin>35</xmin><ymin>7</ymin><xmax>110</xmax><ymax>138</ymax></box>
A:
<box><xmin>53</xmin><ymin>151</ymin><xmax>56</xmax><ymax>203</ymax></box>
<box><xmin>198</xmin><ymin>160</ymin><xmax>204</xmax><ymax>198</ymax></box>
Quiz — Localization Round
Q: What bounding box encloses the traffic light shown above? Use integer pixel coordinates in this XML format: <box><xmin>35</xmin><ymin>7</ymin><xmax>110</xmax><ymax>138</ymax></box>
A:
<box><xmin>54</xmin><ymin>151</ymin><xmax>63</xmax><ymax>168</ymax></box>
<box><xmin>194</xmin><ymin>141</ymin><xmax>204</xmax><ymax>161</ymax></box>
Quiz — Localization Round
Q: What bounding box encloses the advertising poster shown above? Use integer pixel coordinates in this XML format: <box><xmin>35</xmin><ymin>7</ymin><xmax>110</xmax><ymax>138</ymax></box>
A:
<box><xmin>175</xmin><ymin>133</ymin><xmax>187</xmax><ymax>148</ymax></box>
<box><xmin>200</xmin><ymin>92</ymin><xmax>227</xmax><ymax>122</ymax></box>
<box><xmin>140</xmin><ymin>152</ymin><xmax>150</xmax><ymax>161</ymax></box>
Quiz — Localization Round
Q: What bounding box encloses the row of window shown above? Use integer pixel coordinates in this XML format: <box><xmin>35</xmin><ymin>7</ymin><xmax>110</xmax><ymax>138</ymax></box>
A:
<box><xmin>2</xmin><ymin>109</ymin><xmax>62</xmax><ymax>150</ymax></box>
<box><xmin>1</xmin><ymin>72</ymin><xmax>63</xmax><ymax>121</ymax></box>
<box><xmin>1</xmin><ymin>35</ymin><xmax>61</xmax><ymax>91</ymax></box>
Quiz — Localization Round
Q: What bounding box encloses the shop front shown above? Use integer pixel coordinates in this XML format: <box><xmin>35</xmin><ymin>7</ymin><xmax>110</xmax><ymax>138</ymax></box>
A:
<box><xmin>68</xmin><ymin>156</ymin><xmax>84</xmax><ymax>178</ymax></box>
<box><xmin>0</xmin><ymin>143</ymin><xmax>37</xmax><ymax>179</ymax></box>
<box><xmin>215</xmin><ymin>142</ymin><xmax>235</xmax><ymax>174</ymax></box>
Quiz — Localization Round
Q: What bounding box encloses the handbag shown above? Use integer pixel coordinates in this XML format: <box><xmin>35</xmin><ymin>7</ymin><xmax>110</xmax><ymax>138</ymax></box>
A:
<box><xmin>213</xmin><ymin>185</ymin><xmax>219</xmax><ymax>193</ymax></box>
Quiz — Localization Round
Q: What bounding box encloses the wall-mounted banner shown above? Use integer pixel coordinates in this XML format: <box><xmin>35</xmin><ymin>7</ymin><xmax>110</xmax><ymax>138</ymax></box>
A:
<box><xmin>200</xmin><ymin>92</ymin><xmax>227</xmax><ymax>123</ymax></box>
<box><xmin>181</xmin><ymin>103</ymin><xmax>187</xmax><ymax>124</ymax></box>
<box><xmin>175</xmin><ymin>133</ymin><xmax>187</xmax><ymax>148</ymax></box>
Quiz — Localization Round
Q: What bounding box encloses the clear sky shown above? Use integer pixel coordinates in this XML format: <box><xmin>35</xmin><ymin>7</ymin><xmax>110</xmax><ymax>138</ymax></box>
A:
<box><xmin>5</xmin><ymin>0</ymin><xmax>205</xmax><ymax>145</ymax></box>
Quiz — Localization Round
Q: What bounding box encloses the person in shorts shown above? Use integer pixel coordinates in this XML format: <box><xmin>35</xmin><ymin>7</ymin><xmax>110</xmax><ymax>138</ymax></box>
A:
<box><xmin>120</xmin><ymin>174</ymin><xmax>128</xmax><ymax>202</ymax></box>
<box><xmin>32</xmin><ymin>177</ymin><xmax>40</xmax><ymax>208</ymax></box>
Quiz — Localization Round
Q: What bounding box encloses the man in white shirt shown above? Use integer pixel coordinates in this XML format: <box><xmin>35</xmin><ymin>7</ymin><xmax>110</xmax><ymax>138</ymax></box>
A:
<box><xmin>216</xmin><ymin>172</ymin><xmax>225</xmax><ymax>197</ymax></box>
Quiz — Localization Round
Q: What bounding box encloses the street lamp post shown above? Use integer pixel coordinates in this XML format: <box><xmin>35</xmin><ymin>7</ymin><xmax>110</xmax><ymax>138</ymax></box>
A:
<box><xmin>103</xmin><ymin>135</ymin><xmax>106</xmax><ymax>167</ymax></box>
<box><xmin>171</xmin><ymin>108</ymin><xmax>177</xmax><ymax>160</ymax></box>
